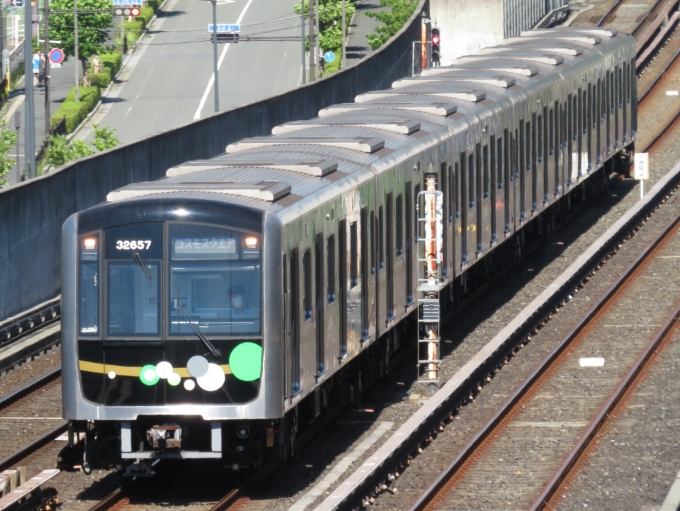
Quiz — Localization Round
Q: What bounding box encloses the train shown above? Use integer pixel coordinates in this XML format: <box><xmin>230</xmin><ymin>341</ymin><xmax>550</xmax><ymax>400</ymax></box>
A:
<box><xmin>61</xmin><ymin>27</ymin><xmax>636</xmax><ymax>476</ymax></box>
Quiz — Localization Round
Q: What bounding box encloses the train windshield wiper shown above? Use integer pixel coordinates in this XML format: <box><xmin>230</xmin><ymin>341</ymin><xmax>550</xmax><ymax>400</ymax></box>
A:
<box><xmin>133</xmin><ymin>253</ymin><xmax>152</xmax><ymax>280</ymax></box>
<box><xmin>174</xmin><ymin>303</ymin><xmax>222</xmax><ymax>359</ymax></box>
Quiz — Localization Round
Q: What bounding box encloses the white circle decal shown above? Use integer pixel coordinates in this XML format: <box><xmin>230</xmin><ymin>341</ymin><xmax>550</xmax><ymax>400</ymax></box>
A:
<box><xmin>196</xmin><ymin>363</ymin><xmax>226</xmax><ymax>392</ymax></box>
<box><xmin>167</xmin><ymin>372</ymin><xmax>181</xmax><ymax>386</ymax></box>
<box><xmin>184</xmin><ymin>379</ymin><xmax>196</xmax><ymax>391</ymax></box>
<box><xmin>187</xmin><ymin>356</ymin><xmax>209</xmax><ymax>378</ymax></box>
<box><xmin>108</xmin><ymin>371</ymin><xmax>116</xmax><ymax>379</ymax></box>
<box><xmin>155</xmin><ymin>361</ymin><xmax>173</xmax><ymax>379</ymax></box>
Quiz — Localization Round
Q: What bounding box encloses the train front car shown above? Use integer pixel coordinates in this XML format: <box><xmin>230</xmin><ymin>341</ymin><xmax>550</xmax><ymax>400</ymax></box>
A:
<box><xmin>61</xmin><ymin>197</ymin><xmax>283</xmax><ymax>476</ymax></box>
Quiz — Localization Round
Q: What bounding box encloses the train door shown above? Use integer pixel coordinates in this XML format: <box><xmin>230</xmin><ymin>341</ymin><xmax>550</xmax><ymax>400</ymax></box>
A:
<box><xmin>615</xmin><ymin>66</ymin><xmax>621</xmax><ymax>150</ymax></box>
<box><xmin>623</xmin><ymin>63</ymin><xmax>628</xmax><ymax>143</ymax></box>
<box><xmin>519</xmin><ymin>120</ymin><xmax>526</xmax><ymax>221</ymax></box>
<box><xmin>543</xmin><ymin>106</ymin><xmax>549</xmax><ymax>204</ymax></box>
<box><xmin>490</xmin><ymin>136</ymin><xmax>497</xmax><ymax>242</ymax></box>
<box><xmin>596</xmin><ymin>78</ymin><xmax>602</xmax><ymax>165</ymax></box>
<box><xmin>386</xmin><ymin>193</ymin><xmax>394</xmax><ymax>320</ymax></box>
<box><xmin>460</xmin><ymin>152</ymin><xmax>468</xmax><ymax>264</ymax></box>
<box><xmin>406</xmin><ymin>182</ymin><xmax>414</xmax><ymax>298</ymax></box>
<box><xmin>360</xmin><ymin>207</ymin><xmax>369</xmax><ymax>339</ymax></box>
<box><xmin>552</xmin><ymin>103</ymin><xmax>559</xmax><ymax>196</ymax></box>
<box><xmin>326</xmin><ymin>233</ymin><xmax>337</xmax><ymax>361</ymax></box>
<box><xmin>503</xmin><ymin>129</ymin><xmax>510</xmax><ymax>234</ymax></box>
<box><xmin>315</xmin><ymin>232</ymin><xmax>325</xmax><ymax>375</ymax></box>
<box><xmin>476</xmin><ymin>143</ymin><xmax>483</xmax><ymax>253</ymax></box>
<box><xmin>531</xmin><ymin>113</ymin><xmax>537</xmax><ymax>212</ymax></box>
<box><xmin>338</xmin><ymin>220</ymin><xmax>347</xmax><ymax>357</ymax></box>
<box><xmin>448</xmin><ymin>165</ymin><xmax>455</xmax><ymax>275</ymax></box>
<box><xmin>439</xmin><ymin>169</ymin><xmax>448</xmax><ymax>278</ymax></box>
<box><xmin>283</xmin><ymin>254</ymin><xmax>290</xmax><ymax>399</ymax></box>
<box><xmin>289</xmin><ymin>248</ymin><xmax>301</xmax><ymax>394</ymax></box>
<box><xmin>587</xmin><ymin>83</ymin><xmax>593</xmax><ymax>172</ymax></box>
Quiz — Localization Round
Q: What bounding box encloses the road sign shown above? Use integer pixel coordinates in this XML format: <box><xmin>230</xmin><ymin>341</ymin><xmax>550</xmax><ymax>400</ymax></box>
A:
<box><xmin>634</xmin><ymin>152</ymin><xmax>649</xmax><ymax>180</ymax></box>
<box><xmin>324</xmin><ymin>51</ymin><xmax>335</xmax><ymax>63</ymax></box>
<box><xmin>32</xmin><ymin>54</ymin><xmax>39</xmax><ymax>74</ymax></box>
<box><xmin>208</xmin><ymin>23</ymin><xmax>240</xmax><ymax>33</ymax></box>
<box><xmin>10</xmin><ymin>0</ymin><xmax>22</xmax><ymax>7</ymax></box>
<box><xmin>48</xmin><ymin>48</ymin><xmax>64</xmax><ymax>65</ymax></box>
<box><xmin>112</xmin><ymin>0</ymin><xmax>139</xmax><ymax>5</ymax></box>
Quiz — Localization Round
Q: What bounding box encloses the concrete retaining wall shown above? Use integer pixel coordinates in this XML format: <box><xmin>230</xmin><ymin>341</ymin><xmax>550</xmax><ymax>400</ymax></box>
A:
<box><xmin>0</xmin><ymin>0</ymin><xmax>428</xmax><ymax>321</ymax></box>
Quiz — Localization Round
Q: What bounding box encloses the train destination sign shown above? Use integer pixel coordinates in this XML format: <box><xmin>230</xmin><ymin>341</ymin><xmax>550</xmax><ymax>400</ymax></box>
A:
<box><xmin>173</xmin><ymin>238</ymin><xmax>237</xmax><ymax>259</ymax></box>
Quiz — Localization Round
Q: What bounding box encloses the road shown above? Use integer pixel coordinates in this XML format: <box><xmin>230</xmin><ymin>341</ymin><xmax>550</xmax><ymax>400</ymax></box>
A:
<box><xmin>78</xmin><ymin>0</ymin><xmax>303</xmax><ymax>145</ymax></box>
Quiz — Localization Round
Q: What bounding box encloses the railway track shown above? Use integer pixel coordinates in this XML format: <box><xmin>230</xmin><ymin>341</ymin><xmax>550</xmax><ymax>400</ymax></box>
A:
<box><xmin>0</xmin><ymin>369</ymin><xmax>66</xmax><ymax>472</ymax></box>
<box><xmin>408</xmin><ymin>201</ymin><xmax>680</xmax><ymax>510</ymax></box>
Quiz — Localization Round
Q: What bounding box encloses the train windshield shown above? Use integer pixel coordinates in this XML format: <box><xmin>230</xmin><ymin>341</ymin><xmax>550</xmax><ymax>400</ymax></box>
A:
<box><xmin>168</xmin><ymin>224</ymin><xmax>262</xmax><ymax>336</ymax></box>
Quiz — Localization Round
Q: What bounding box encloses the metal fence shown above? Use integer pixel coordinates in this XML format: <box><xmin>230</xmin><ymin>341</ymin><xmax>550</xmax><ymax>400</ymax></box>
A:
<box><xmin>504</xmin><ymin>0</ymin><xmax>569</xmax><ymax>37</ymax></box>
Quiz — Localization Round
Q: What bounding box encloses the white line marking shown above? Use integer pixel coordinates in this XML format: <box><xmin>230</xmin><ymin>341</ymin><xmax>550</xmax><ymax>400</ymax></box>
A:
<box><xmin>580</xmin><ymin>357</ymin><xmax>605</xmax><ymax>367</ymax></box>
<box><xmin>288</xmin><ymin>422</ymin><xmax>394</xmax><ymax>511</ymax></box>
<box><xmin>124</xmin><ymin>107</ymin><xmax>132</xmax><ymax>118</ymax></box>
<box><xmin>667</xmin><ymin>90</ymin><xmax>679</xmax><ymax>96</ymax></box>
<box><xmin>193</xmin><ymin>0</ymin><xmax>256</xmax><ymax>120</ymax></box>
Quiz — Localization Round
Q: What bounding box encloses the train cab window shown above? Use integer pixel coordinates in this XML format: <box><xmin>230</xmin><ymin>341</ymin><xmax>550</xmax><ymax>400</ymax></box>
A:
<box><xmin>396</xmin><ymin>195</ymin><xmax>404</xmax><ymax>256</ymax></box>
<box><xmin>303</xmin><ymin>249</ymin><xmax>312</xmax><ymax>320</ymax></box>
<box><xmin>537</xmin><ymin>115</ymin><xmax>543</xmax><ymax>163</ymax></box>
<box><xmin>483</xmin><ymin>145</ymin><xmax>489</xmax><ymax>199</ymax></box>
<box><xmin>327</xmin><ymin>235</ymin><xmax>336</xmax><ymax>303</ymax></box>
<box><xmin>468</xmin><ymin>153</ymin><xmax>475</xmax><ymax>208</ymax></box>
<box><xmin>105</xmin><ymin>222</ymin><xmax>163</xmax><ymax>337</ymax></box>
<box><xmin>79</xmin><ymin>235</ymin><xmax>99</xmax><ymax>336</ymax></box>
<box><xmin>168</xmin><ymin>223</ymin><xmax>261</xmax><ymax>335</ymax></box>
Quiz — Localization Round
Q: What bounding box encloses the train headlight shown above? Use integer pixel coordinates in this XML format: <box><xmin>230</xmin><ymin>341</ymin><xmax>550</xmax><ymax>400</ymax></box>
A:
<box><xmin>80</xmin><ymin>236</ymin><xmax>99</xmax><ymax>261</ymax></box>
<box><xmin>229</xmin><ymin>342</ymin><xmax>262</xmax><ymax>382</ymax></box>
<box><xmin>245</xmin><ymin>236</ymin><xmax>258</xmax><ymax>248</ymax></box>
<box><xmin>241</xmin><ymin>235</ymin><xmax>260</xmax><ymax>259</ymax></box>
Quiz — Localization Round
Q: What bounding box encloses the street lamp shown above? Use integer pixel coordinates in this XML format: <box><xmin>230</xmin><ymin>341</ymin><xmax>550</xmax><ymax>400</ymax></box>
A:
<box><xmin>210</xmin><ymin>0</ymin><xmax>219</xmax><ymax>112</ymax></box>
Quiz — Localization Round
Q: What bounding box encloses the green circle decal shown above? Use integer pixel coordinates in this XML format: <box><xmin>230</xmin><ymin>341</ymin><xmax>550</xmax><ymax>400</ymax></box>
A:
<box><xmin>229</xmin><ymin>342</ymin><xmax>263</xmax><ymax>382</ymax></box>
<box><xmin>139</xmin><ymin>364</ymin><xmax>160</xmax><ymax>386</ymax></box>
<box><xmin>167</xmin><ymin>372</ymin><xmax>182</xmax><ymax>386</ymax></box>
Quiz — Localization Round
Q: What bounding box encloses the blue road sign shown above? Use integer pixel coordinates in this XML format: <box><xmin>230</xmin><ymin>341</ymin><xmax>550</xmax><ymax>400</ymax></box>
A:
<box><xmin>208</xmin><ymin>23</ymin><xmax>240</xmax><ymax>33</ymax></box>
<box><xmin>112</xmin><ymin>0</ymin><xmax>139</xmax><ymax>5</ymax></box>
<box><xmin>32</xmin><ymin>54</ymin><xmax>39</xmax><ymax>73</ymax></box>
<box><xmin>324</xmin><ymin>51</ymin><xmax>335</xmax><ymax>63</ymax></box>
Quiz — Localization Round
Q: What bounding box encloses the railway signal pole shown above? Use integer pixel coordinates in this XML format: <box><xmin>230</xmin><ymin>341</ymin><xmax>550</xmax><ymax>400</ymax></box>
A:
<box><xmin>23</xmin><ymin>0</ymin><xmax>35</xmax><ymax>178</ymax></box>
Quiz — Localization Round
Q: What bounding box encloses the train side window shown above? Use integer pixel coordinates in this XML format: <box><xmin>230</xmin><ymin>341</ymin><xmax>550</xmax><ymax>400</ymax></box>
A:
<box><xmin>525</xmin><ymin>121</ymin><xmax>531</xmax><ymax>171</ymax></box>
<box><xmin>350</xmin><ymin>221</ymin><xmax>358</xmax><ymax>287</ymax></box>
<box><xmin>327</xmin><ymin>234</ymin><xmax>336</xmax><ymax>303</ymax></box>
<box><xmin>396</xmin><ymin>194</ymin><xmax>403</xmax><ymax>257</ymax></box>
<box><xmin>378</xmin><ymin>206</ymin><xmax>384</xmax><ymax>269</ymax></box>
<box><xmin>370</xmin><ymin>211</ymin><xmax>376</xmax><ymax>275</ymax></box>
<box><xmin>303</xmin><ymin>249</ymin><xmax>312</xmax><ymax>321</ymax></box>
<box><xmin>483</xmin><ymin>144</ymin><xmax>489</xmax><ymax>199</ymax></box>
<box><xmin>497</xmin><ymin>137</ymin><xmax>503</xmax><ymax>189</ymax></box>
<box><xmin>454</xmin><ymin>162</ymin><xmax>460</xmax><ymax>217</ymax></box>
<box><xmin>448</xmin><ymin>165</ymin><xmax>454</xmax><ymax>222</ymax></box>
<box><xmin>549</xmin><ymin>108</ymin><xmax>554</xmax><ymax>156</ymax></box>
<box><xmin>468</xmin><ymin>152</ymin><xmax>474</xmax><ymax>208</ymax></box>
<box><xmin>537</xmin><ymin>114</ymin><xmax>543</xmax><ymax>163</ymax></box>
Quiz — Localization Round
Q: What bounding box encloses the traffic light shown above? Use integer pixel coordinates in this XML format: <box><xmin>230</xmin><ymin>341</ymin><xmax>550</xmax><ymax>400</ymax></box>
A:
<box><xmin>431</xmin><ymin>27</ymin><xmax>441</xmax><ymax>67</ymax></box>
<box><xmin>114</xmin><ymin>6</ymin><xmax>141</xmax><ymax>16</ymax></box>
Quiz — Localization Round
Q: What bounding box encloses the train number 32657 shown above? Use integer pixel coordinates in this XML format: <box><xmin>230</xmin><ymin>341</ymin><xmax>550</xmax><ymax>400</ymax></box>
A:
<box><xmin>116</xmin><ymin>240</ymin><xmax>152</xmax><ymax>250</ymax></box>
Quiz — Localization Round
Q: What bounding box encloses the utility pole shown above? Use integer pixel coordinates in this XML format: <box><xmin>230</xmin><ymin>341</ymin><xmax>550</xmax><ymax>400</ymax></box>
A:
<box><xmin>315</xmin><ymin>0</ymin><xmax>319</xmax><ymax>76</ymax></box>
<box><xmin>210</xmin><ymin>0</ymin><xmax>219</xmax><ymax>112</ymax></box>
<box><xmin>14</xmin><ymin>110</ymin><xmax>20</xmax><ymax>182</ymax></box>
<box><xmin>342</xmin><ymin>0</ymin><xmax>346</xmax><ymax>69</ymax></box>
<box><xmin>44</xmin><ymin>0</ymin><xmax>50</xmax><ymax>139</ymax></box>
<box><xmin>23</xmin><ymin>0</ymin><xmax>35</xmax><ymax>178</ymax></box>
<box><xmin>74</xmin><ymin>0</ymin><xmax>79</xmax><ymax>102</ymax></box>
<box><xmin>120</xmin><ymin>15</ymin><xmax>125</xmax><ymax>54</ymax></box>
<box><xmin>300</xmin><ymin>0</ymin><xmax>305</xmax><ymax>84</ymax></box>
<box><xmin>308</xmin><ymin>0</ymin><xmax>314</xmax><ymax>81</ymax></box>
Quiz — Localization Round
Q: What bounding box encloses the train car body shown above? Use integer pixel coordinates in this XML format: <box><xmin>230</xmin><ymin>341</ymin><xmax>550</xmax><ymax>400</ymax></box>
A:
<box><xmin>61</xmin><ymin>27</ymin><xmax>636</xmax><ymax>475</ymax></box>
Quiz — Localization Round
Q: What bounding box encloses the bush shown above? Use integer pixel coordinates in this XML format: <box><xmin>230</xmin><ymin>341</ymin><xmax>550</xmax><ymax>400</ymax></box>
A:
<box><xmin>125</xmin><ymin>19</ymin><xmax>145</xmax><ymax>36</ymax></box>
<box><xmin>45</xmin><ymin>135</ymin><xmax>94</xmax><ymax>168</ymax></box>
<box><xmin>99</xmin><ymin>51</ymin><xmax>123</xmax><ymax>76</ymax></box>
<box><xmin>88</xmin><ymin>71</ymin><xmax>112</xmax><ymax>88</ymax></box>
<box><xmin>145</xmin><ymin>0</ymin><xmax>161</xmax><ymax>11</ymax></box>
<box><xmin>51</xmin><ymin>86</ymin><xmax>101</xmax><ymax>133</ymax></box>
<box><xmin>138</xmin><ymin>7</ymin><xmax>155</xmax><ymax>26</ymax></box>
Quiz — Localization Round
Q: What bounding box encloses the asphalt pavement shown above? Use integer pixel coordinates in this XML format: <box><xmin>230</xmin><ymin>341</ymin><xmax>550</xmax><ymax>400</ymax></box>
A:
<box><xmin>77</xmin><ymin>0</ymin><xmax>303</xmax><ymax>145</ymax></box>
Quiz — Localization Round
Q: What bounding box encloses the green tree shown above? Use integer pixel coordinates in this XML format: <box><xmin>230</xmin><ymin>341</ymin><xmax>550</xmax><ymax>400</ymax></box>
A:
<box><xmin>46</xmin><ymin>135</ymin><xmax>94</xmax><ymax>168</ymax></box>
<box><xmin>365</xmin><ymin>0</ymin><xmax>417</xmax><ymax>50</ymax></box>
<box><xmin>0</xmin><ymin>121</ymin><xmax>18</xmax><ymax>187</ymax></box>
<box><xmin>91</xmin><ymin>124</ymin><xmax>119</xmax><ymax>151</ymax></box>
<box><xmin>294</xmin><ymin>0</ymin><xmax>355</xmax><ymax>54</ymax></box>
<box><xmin>49</xmin><ymin>0</ymin><xmax>113</xmax><ymax>79</ymax></box>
